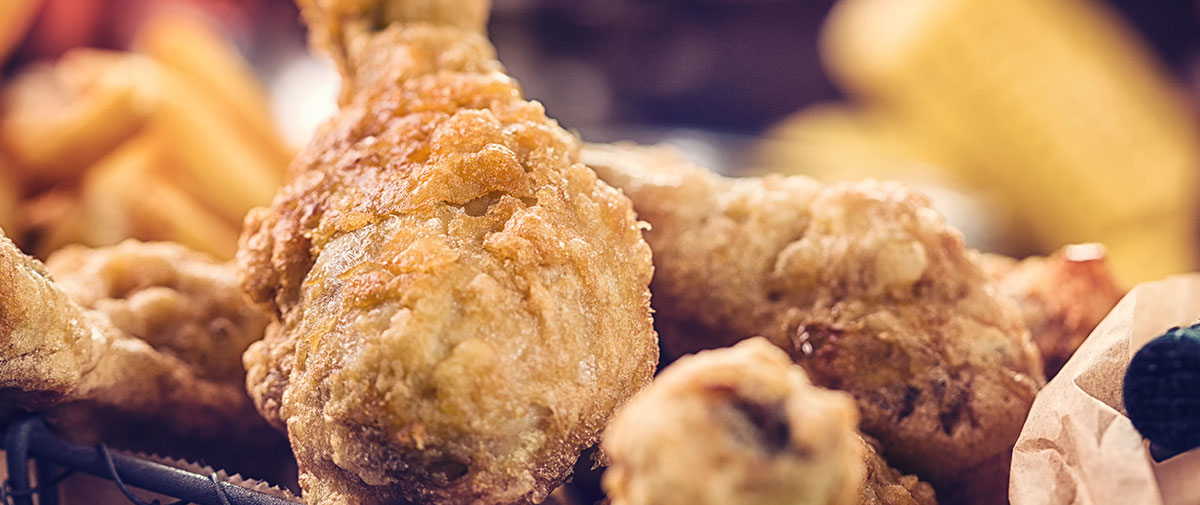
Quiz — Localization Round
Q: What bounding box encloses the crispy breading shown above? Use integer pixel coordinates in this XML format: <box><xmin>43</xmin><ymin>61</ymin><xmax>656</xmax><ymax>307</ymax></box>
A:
<box><xmin>237</xmin><ymin>2</ymin><xmax>657</xmax><ymax>504</ymax></box>
<box><xmin>0</xmin><ymin>233</ymin><xmax>286</xmax><ymax>478</ymax></box>
<box><xmin>859</xmin><ymin>435</ymin><xmax>937</xmax><ymax>505</ymax></box>
<box><xmin>982</xmin><ymin>244</ymin><xmax>1125</xmax><ymax>378</ymax></box>
<box><xmin>582</xmin><ymin>143</ymin><xmax>1043</xmax><ymax>505</ymax></box>
<box><xmin>45</xmin><ymin>240</ymin><xmax>268</xmax><ymax>383</ymax></box>
<box><xmin>603</xmin><ymin>338</ymin><xmax>935</xmax><ymax>505</ymax></box>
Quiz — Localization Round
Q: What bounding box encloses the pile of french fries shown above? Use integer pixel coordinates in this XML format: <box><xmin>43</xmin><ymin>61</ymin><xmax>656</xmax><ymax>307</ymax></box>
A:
<box><xmin>0</xmin><ymin>14</ymin><xmax>292</xmax><ymax>259</ymax></box>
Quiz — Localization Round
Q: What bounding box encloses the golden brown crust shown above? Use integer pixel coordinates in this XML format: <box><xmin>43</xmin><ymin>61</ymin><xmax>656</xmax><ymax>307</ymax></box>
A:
<box><xmin>982</xmin><ymin>244</ymin><xmax>1125</xmax><ymax>378</ymax></box>
<box><xmin>604</xmin><ymin>338</ymin><xmax>932</xmax><ymax>505</ymax></box>
<box><xmin>238</xmin><ymin>8</ymin><xmax>657</xmax><ymax>505</ymax></box>
<box><xmin>583</xmin><ymin>143</ymin><xmax>1042</xmax><ymax>505</ymax></box>
<box><xmin>45</xmin><ymin>240</ymin><xmax>268</xmax><ymax>384</ymax></box>
<box><xmin>859</xmin><ymin>436</ymin><xmax>937</xmax><ymax>505</ymax></box>
<box><xmin>297</xmin><ymin>0</ymin><xmax>490</xmax><ymax>98</ymax></box>
<box><xmin>0</xmin><ymin>234</ymin><xmax>286</xmax><ymax>478</ymax></box>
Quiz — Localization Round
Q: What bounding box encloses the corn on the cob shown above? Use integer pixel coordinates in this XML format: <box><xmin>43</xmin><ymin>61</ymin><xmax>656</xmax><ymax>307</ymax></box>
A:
<box><xmin>821</xmin><ymin>0</ymin><xmax>1200</xmax><ymax>283</ymax></box>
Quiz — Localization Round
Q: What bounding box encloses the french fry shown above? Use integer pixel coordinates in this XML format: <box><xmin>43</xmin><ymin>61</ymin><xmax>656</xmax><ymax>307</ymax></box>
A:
<box><xmin>0</xmin><ymin>50</ymin><xmax>152</xmax><ymax>185</ymax></box>
<box><xmin>131</xmin><ymin>176</ymin><xmax>241</xmax><ymax>259</ymax></box>
<box><xmin>134</xmin><ymin>14</ymin><xmax>294</xmax><ymax>170</ymax></box>
<box><xmin>76</xmin><ymin>132</ymin><xmax>162</xmax><ymax>247</ymax></box>
<box><xmin>147</xmin><ymin>65</ymin><xmax>283</xmax><ymax>224</ymax></box>
<box><xmin>0</xmin><ymin>156</ymin><xmax>21</xmax><ymax>238</ymax></box>
<box><xmin>2</xmin><ymin>22</ymin><xmax>285</xmax><ymax>259</ymax></box>
<box><xmin>0</xmin><ymin>0</ymin><xmax>43</xmax><ymax>65</ymax></box>
<box><xmin>21</xmin><ymin>190</ymin><xmax>87</xmax><ymax>258</ymax></box>
<box><xmin>79</xmin><ymin>133</ymin><xmax>240</xmax><ymax>259</ymax></box>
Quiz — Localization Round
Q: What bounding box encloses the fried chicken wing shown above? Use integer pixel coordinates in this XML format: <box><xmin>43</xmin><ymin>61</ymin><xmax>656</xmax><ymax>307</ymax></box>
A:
<box><xmin>983</xmin><ymin>244</ymin><xmax>1124</xmax><ymax>378</ymax></box>
<box><xmin>237</xmin><ymin>2</ymin><xmax>657</xmax><ymax>504</ymax></box>
<box><xmin>0</xmin><ymin>233</ymin><xmax>285</xmax><ymax>477</ymax></box>
<box><xmin>582</xmin><ymin>143</ymin><xmax>1042</xmax><ymax>505</ymax></box>
<box><xmin>602</xmin><ymin>338</ymin><xmax>935</xmax><ymax>505</ymax></box>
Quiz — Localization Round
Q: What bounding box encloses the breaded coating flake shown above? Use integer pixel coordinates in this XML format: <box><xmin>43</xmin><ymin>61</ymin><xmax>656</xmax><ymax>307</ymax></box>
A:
<box><xmin>0</xmin><ymin>234</ymin><xmax>284</xmax><ymax>476</ymax></box>
<box><xmin>238</xmin><ymin>2</ymin><xmax>658</xmax><ymax>504</ymax></box>
<box><xmin>583</xmin><ymin>143</ymin><xmax>1042</xmax><ymax>505</ymax></box>
<box><xmin>983</xmin><ymin>244</ymin><xmax>1124</xmax><ymax>378</ymax></box>
<box><xmin>46</xmin><ymin>240</ymin><xmax>268</xmax><ymax>384</ymax></box>
<box><xmin>604</xmin><ymin>338</ymin><xmax>935</xmax><ymax>505</ymax></box>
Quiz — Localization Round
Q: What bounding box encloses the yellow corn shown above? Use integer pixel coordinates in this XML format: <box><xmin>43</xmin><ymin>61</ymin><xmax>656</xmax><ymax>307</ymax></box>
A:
<box><xmin>822</xmin><ymin>0</ymin><xmax>1200</xmax><ymax>283</ymax></box>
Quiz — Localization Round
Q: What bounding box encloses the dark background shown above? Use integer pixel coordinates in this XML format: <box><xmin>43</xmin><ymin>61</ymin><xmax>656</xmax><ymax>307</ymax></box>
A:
<box><xmin>7</xmin><ymin>0</ymin><xmax>1200</xmax><ymax>136</ymax></box>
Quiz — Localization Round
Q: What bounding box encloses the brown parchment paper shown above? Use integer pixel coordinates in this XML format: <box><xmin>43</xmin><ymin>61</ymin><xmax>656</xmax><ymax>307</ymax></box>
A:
<box><xmin>1011</xmin><ymin>274</ymin><xmax>1200</xmax><ymax>505</ymax></box>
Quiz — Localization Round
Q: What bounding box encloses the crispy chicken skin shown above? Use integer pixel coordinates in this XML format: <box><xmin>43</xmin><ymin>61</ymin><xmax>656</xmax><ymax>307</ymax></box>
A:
<box><xmin>982</xmin><ymin>244</ymin><xmax>1124</xmax><ymax>378</ymax></box>
<box><xmin>858</xmin><ymin>436</ymin><xmax>937</xmax><ymax>505</ymax></box>
<box><xmin>237</xmin><ymin>1</ymin><xmax>657</xmax><ymax>504</ymax></box>
<box><xmin>603</xmin><ymin>338</ymin><xmax>935</xmax><ymax>505</ymax></box>
<box><xmin>45</xmin><ymin>240</ymin><xmax>268</xmax><ymax>384</ymax></box>
<box><xmin>0</xmin><ymin>233</ymin><xmax>284</xmax><ymax>475</ymax></box>
<box><xmin>582</xmin><ymin>143</ymin><xmax>1043</xmax><ymax>505</ymax></box>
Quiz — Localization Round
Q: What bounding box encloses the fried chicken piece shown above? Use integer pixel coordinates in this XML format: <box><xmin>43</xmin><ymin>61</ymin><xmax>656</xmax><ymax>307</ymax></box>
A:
<box><xmin>982</xmin><ymin>244</ymin><xmax>1124</xmax><ymax>378</ymax></box>
<box><xmin>237</xmin><ymin>2</ymin><xmax>657</xmax><ymax>504</ymax></box>
<box><xmin>582</xmin><ymin>144</ymin><xmax>1043</xmax><ymax>505</ymax></box>
<box><xmin>45</xmin><ymin>240</ymin><xmax>268</xmax><ymax>383</ymax></box>
<box><xmin>859</xmin><ymin>436</ymin><xmax>937</xmax><ymax>505</ymax></box>
<box><xmin>603</xmin><ymin>338</ymin><xmax>935</xmax><ymax>505</ymax></box>
<box><xmin>0</xmin><ymin>232</ymin><xmax>285</xmax><ymax>477</ymax></box>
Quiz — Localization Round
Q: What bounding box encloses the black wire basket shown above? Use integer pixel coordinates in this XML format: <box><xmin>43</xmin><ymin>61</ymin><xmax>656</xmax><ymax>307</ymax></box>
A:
<box><xmin>2</xmin><ymin>416</ymin><xmax>301</xmax><ymax>505</ymax></box>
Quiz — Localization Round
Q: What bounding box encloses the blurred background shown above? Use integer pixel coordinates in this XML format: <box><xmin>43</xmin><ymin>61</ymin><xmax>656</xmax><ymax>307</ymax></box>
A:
<box><xmin>2</xmin><ymin>0</ymin><xmax>1200</xmax><ymax>285</ymax></box>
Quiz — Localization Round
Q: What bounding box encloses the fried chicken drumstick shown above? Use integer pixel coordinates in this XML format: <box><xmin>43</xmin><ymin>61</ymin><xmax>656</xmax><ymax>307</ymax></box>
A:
<box><xmin>237</xmin><ymin>1</ymin><xmax>657</xmax><ymax>504</ymax></box>
<box><xmin>983</xmin><ymin>244</ymin><xmax>1124</xmax><ymax>378</ymax></box>
<box><xmin>0</xmin><ymin>234</ymin><xmax>284</xmax><ymax>476</ymax></box>
<box><xmin>603</xmin><ymin>338</ymin><xmax>936</xmax><ymax>505</ymax></box>
<box><xmin>582</xmin><ymin>144</ymin><xmax>1043</xmax><ymax>505</ymax></box>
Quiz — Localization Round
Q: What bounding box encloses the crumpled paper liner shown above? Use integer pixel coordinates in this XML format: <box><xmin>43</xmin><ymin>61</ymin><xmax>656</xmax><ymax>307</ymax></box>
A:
<box><xmin>1011</xmin><ymin>274</ymin><xmax>1200</xmax><ymax>505</ymax></box>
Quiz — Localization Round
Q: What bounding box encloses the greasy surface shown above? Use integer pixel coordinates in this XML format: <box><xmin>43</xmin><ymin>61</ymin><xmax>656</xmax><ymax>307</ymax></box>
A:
<box><xmin>604</xmin><ymin>338</ymin><xmax>933</xmax><ymax>505</ymax></box>
<box><xmin>983</xmin><ymin>244</ymin><xmax>1124</xmax><ymax>378</ymax></box>
<box><xmin>46</xmin><ymin>240</ymin><xmax>268</xmax><ymax>384</ymax></box>
<box><xmin>238</xmin><ymin>2</ymin><xmax>657</xmax><ymax>504</ymax></box>
<box><xmin>583</xmin><ymin>143</ymin><xmax>1043</xmax><ymax>505</ymax></box>
<box><xmin>0</xmin><ymin>232</ymin><xmax>286</xmax><ymax>478</ymax></box>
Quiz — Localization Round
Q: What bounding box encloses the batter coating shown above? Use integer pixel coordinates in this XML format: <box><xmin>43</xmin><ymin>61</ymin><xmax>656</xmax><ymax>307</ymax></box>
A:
<box><xmin>47</xmin><ymin>240</ymin><xmax>268</xmax><ymax>384</ymax></box>
<box><xmin>0</xmin><ymin>234</ymin><xmax>285</xmax><ymax>477</ymax></box>
<box><xmin>584</xmin><ymin>143</ymin><xmax>1042</xmax><ymax>505</ymax></box>
<box><xmin>238</xmin><ymin>2</ymin><xmax>658</xmax><ymax>504</ymax></box>
<box><xmin>603</xmin><ymin>338</ymin><xmax>935</xmax><ymax>505</ymax></box>
<box><xmin>983</xmin><ymin>244</ymin><xmax>1124</xmax><ymax>377</ymax></box>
